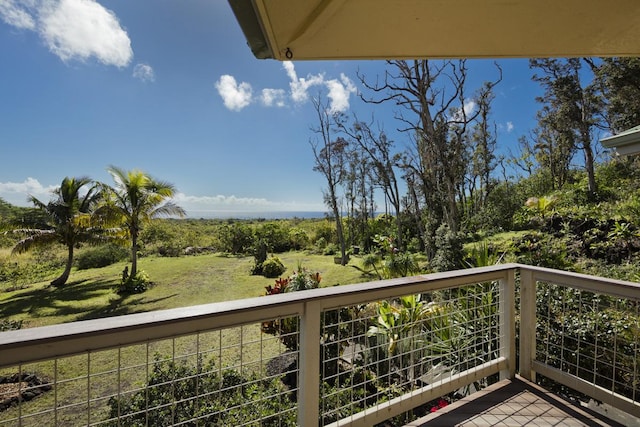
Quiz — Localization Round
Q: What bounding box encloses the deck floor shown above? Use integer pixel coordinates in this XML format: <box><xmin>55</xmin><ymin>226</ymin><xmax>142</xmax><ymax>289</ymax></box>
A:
<box><xmin>404</xmin><ymin>376</ymin><xmax>626</xmax><ymax>427</ymax></box>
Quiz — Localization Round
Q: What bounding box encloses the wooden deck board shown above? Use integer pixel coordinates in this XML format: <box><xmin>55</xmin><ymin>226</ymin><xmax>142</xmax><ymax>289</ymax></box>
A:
<box><xmin>404</xmin><ymin>376</ymin><xmax>626</xmax><ymax>427</ymax></box>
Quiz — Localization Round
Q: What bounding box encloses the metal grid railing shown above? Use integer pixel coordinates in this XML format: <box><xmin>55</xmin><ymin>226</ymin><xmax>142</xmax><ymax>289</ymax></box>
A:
<box><xmin>0</xmin><ymin>321</ymin><xmax>298</xmax><ymax>426</ymax></box>
<box><xmin>319</xmin><ymin>281</ymin><xmax>507</xmax><ymax>426</ymax></box>
<box><xmin>536</xmin><ymin>283</ymin><xmax>640</xmax><ymax>402</ymax></box>
<box><xmin>520</xmin><ymin>266</ymin><xmax>640</xmax><ymax>419</ymax></box>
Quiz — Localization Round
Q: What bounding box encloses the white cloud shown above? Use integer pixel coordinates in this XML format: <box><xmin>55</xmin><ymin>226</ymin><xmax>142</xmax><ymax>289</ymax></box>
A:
<box><xmin>450</xmin><ymin>99</ymin><xmax>477</xmax><ymax>122</ymax></box>
<box><xmin>326</xmin><ymin>73</ymin><xmax>357</xmax><ymax>113</ymax></box>
<box><xmin>260</xmin><ymin>88</ymin><xmax>286</xmax><ymax>107</ymax></box>
<box><xmin>0</xmin><ymin>0</ymin><xmax>36</xmax><ymax>30</ymax></box>
<box><xmin>283</xmin><ymin>61</ymin><xmax>324</xmax><ymax>104</ymax></box>
<box><xmin>0</xmin><ymin>177</ymin><xmax>57</xmax><ymax>205</ymax></box>
<box><xmin>39</xmin><ymin>0</ymin><xmax>132</xmax><ymax>67</ymax></box>
<box><xmin>133</xmin><ymin>63</ymin><xmax>155</xmax><ymax>82</ymax></box>
<box><xmin>0</xmin><ymin>180</ymin><xmax>326</xmax><ymax>215</ymax></box>
<box><xmin>217</xmin><ymin>61</ymin><xmax>357</xmax><ymax>113</ymax></box>
<box><xmin>172</xmin><ymin>193</ymin><xmax>325</xmax><ymax>216</ymax></box>
<box><xmin>506</xmin><ymin>121</ymin><xmax>514</xmax><ymax>132</ymax></box>
<box><xmin>0</xmin><ymin>0</ymin><xmax>132</xmax><ymax>67</ymax></box>
<box><xmin>215</xmin><ymin>74</ymin><xmax>253</xmax><ymax>112</ymax></box>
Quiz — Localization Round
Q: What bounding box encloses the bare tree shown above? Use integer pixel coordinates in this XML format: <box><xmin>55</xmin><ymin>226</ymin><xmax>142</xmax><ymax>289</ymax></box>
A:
<box><xmin>309</xmin><ymin>97</ymin><xmax>349</xmax><ymax>264</ymax></box>
<box><xmin>466</xmin><ymin>82</ymin><xmax>499</xmax><ymax>215</ymax></box>
<box><xmin>359</xmin><ymin>60</ymin><xmax>501</xmax><ymax>233</ymax></box>
<box><xmin>339</xmin><ymin>117</ymin><xmax>404</xmax><ymax>249</ymax></box>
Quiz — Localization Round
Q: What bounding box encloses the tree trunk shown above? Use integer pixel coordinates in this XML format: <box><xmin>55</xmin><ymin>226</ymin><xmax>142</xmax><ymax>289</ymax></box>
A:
<box><xmin>51</xmin><ymin>245</ymin><xmax>74</xmax><ymax>287</ymax></box>
<box><xmin>131</xmin><ymin>232</ymin><xmax>138</xmax><ymax>278</ymax></box>
<box><xmin>584</xmin><ymin>139</ymin><xmax>597</xmax><ymax>196</ymax></box>
<box><xmin>330</xmin><ymin>191</ymin><xmax>347</xmax><ymax>265</ymax></box>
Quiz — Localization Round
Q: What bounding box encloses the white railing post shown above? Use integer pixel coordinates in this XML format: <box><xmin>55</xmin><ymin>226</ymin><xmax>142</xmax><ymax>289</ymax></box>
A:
<box><xmin>519</xmin><ymin>267</ymin><xmax>536</xmax><ymax>382</ymax></box>
<box><xmin>499</xmin><ymin>268</ymin><xmax>516</xmax><ymax>380</ymax></box>
<box><xmin>298</xmin><ymin>300</ymin><xmax>321</xmax><ymax>426</ymax></box>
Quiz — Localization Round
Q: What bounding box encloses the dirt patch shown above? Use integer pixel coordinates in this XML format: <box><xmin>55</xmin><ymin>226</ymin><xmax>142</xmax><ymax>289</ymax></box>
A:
<box><xmin>0</xmin><ymin>373</ymin><xmax>51</xmax><ymax>411</ymax></box>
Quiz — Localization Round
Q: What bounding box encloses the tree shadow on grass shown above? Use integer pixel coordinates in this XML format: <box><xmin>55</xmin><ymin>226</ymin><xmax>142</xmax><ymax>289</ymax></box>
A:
<box><xmin>75</xmin><ymin>293</ymin><xmax>179</xmax><ymax>321</ymax></box>
<box><xmin>0</xmin><ymin>277</ymin><xmax>177</xmax><ymax>325</ymax></box>
<box><xmin>0</xmin><ymin>279</ymin><xmax>116</xmax><ymax>318</ymax></box>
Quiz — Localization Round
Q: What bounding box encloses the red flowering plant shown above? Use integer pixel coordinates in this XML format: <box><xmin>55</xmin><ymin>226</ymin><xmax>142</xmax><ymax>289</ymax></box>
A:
<box><xmin>264</xmin><ymin>277</ymin><xmax>290</xmax><ymax>295</ymax></box>
<box><xmin>429</xmin><ymin>398</ymin><xmax>449</xmax><ymax>413</ymax></box>
<box><xmin>261</xmin><ymin>265</ymin><xmax>321</xmax><ymax>351</ymax></box>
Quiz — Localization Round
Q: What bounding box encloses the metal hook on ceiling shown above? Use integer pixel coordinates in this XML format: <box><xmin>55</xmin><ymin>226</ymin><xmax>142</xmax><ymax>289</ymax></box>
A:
<box><xmin>285</xmin><ymin>48</ymin><xmax>293</xmax><ymax>60</ymax></box>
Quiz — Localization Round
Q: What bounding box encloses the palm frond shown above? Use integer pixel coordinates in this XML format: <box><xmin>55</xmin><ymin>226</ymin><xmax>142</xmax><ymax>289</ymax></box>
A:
<box><xmin>151</xmin><ymin>201</ymin><xmax>186</xmax><ymax>218</ymax></box>
<box><xmin>12</xmin><ymin>230</ymin><xmax>58</xmax><ymax>254</ymax></box>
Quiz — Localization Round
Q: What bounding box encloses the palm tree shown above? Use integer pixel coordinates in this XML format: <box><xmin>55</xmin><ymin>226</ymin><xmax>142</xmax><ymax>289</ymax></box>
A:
<box><xmin>96</xmin><ymin>166</ymin><xmax>186</xmax><ymax>278</ymax></box>
<box><xmin>12</xmin><ymin>176</ymin><xmax>102</xmax><ymax>287</ymax></box>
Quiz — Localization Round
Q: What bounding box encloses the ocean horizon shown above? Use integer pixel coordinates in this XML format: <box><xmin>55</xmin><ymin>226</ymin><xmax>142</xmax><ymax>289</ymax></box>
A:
<box><xmin>186</xmin><ymin>211</ymin><xmax>330</xmax><ymax>220</ymax></box>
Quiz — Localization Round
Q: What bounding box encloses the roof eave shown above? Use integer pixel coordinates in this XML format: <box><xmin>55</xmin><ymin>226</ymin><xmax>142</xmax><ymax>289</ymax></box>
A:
<box><xmin>228</xmin><ymin>0</ymin><xmax>274</xmax><ymax>60</ymax></box>
<box><xmin>600</xmin><ymin>125</ymin><xmax>640</xmax><ymax>156</ymax></box>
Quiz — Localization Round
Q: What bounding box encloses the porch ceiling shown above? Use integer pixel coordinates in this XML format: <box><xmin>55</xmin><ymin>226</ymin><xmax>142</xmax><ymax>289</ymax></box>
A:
<box><xmin>228</xmin><ymin>0</ymin><xmax>640</xmax><ymax>61</ymax></box>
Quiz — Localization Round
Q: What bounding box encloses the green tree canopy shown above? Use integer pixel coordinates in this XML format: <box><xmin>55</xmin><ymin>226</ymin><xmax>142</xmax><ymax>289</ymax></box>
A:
<box><xmin>96</xmin><ymin>166</ymin><xmax>186</xmax><ymax>278</ymax></box>
<box><xmin>11</xmin><ymin>176</ymin><xmax>103</xmax><ymax>287</ymax></box>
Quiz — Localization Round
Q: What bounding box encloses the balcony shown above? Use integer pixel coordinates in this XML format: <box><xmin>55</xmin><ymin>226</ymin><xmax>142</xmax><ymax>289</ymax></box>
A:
<box><xmin>1</xmin><ymin>263</ymin><xmax>639</xmax><ymax>426</ymax></box>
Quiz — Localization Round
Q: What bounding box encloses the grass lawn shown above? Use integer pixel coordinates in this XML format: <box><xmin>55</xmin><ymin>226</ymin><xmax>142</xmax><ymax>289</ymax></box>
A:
<box><xmin>1</xmin><ymin>251</ymin><xmax>369</xmax><ymax>329</ymax></box>
<box><xmin>0</xmin><ymin>251</ymin><xmax>371</xmax><ymax>425</ymax></box>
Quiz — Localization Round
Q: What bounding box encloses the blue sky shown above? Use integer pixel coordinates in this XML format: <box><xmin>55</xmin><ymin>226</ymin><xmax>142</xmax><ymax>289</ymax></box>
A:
<box><xmin>0</xmin><ymin>0</ymin><xmax>545</xmax><ymax>217</ymax></box>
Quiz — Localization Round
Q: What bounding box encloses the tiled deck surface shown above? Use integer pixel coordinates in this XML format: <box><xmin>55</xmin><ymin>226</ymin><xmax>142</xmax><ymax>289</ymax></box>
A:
<box><xmin>405</xmin><ymin>376</ymin><xmax>626</xmax><ymax>427</ymax></box>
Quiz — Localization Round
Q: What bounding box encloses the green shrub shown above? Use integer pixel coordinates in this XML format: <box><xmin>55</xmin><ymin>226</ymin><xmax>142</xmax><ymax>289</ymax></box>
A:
<box><xmin>261</xmin><ymin>256</ymin><xmax>286</xmax><ymax>278</ymax></box>
<box><xmin>117</xmin><ymin>269</ymin><xmax>151</xmax><ymax>294</ymax></box>
<box><xmin>106</xmin><ymin>355</ymin><xmax>296</xmax><ymax>426</ymax></box>
<box><xmin>288</xmin><ymin>227</ymin><xmax>310</xmax><ymax>250</ymax></box>
<box><xmin>312</xmin><ymin>220</ymin><xmax>337</xmax><ymax>246</ymax></box>
<box><xmin>255</xmin><ymin>222</ymin><xmax>292</xmax><ymax>252</ymax></box>
<box><xmin>250</xmin><ymin>239</ymin><xmax>269</xmax><ymax>275</ymax></box>
<box><xmin>217</xmin><ymin>223</ymin><xmax>254</xmax><ymax>254</ymax></box>
<box><xmin>512</xmin><ymin>232</ymin><xmax>572</xmax><ymax>270</ymax></box>
<box><xmin>385</xmin><ymin>252</ymin><xmax>420</xmax><ymax>278</ymax></box>
<box><xmin>323</xmin><ymin>243</ymin><xmax>338</xmax><ymax>256</ymax></box>
<box><xmin>430</xmin><ymin>224</ymin><xmax>464</xmax><ymax>272</ymax></box>
<box><xmin>156</xmin><ymin>240</ymin><xmax>185</xmax><ymax>257</ymax></box>
<box><xmin>76</xmin><ymin>245</ymin><xmax>129</xmax><ymax>270</ymax></box>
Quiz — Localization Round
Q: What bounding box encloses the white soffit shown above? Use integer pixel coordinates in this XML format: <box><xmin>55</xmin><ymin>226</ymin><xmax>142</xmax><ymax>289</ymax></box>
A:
<box><xmin>230</xmin><ymin>0</ymin><xmax>640</xmax><ymax>60</ymax></box>
<box><xmin>601</xmin><ymin>125</ymin><xmax>640</xmax><ymax>156</ymax></box>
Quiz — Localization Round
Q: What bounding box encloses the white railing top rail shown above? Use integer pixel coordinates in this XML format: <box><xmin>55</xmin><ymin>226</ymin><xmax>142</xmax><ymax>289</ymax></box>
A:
<box><xmin>519</xmin><ymin>264</ymin><xmax>640</xmax><ymax>300</ymax></box>
<box><xmin>0</xmin><ymin>264</ymin><xmax>517</xmax><ymax>368</ymax></box>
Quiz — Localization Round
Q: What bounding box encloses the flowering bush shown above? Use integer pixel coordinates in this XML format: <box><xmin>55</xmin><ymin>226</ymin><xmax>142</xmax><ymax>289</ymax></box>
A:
<box><xmin>262</xmin><ymin>265</ymin><xmax>321</xmax><ymax>351</ymax></box>
<box><xmin>429</xmin><ymin>398</ymin><xmax>449</xmax><ymax>413</ymax></box>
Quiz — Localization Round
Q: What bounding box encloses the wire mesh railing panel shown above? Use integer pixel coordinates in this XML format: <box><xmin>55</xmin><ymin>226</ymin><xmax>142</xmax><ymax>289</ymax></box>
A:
<box><xmin>536</xmin><ymin>282</ymin><xmax>640</xmax><ymax>405</ymax></box>
<box><xmin>319</xmin><ymin>281</ymin><xmax>504</xmax><ymax>425</ymax></box>
<box><xmin>0</xmin><ymin>319</ymin><xmax>299</xmax><ymax>426</ymax></box>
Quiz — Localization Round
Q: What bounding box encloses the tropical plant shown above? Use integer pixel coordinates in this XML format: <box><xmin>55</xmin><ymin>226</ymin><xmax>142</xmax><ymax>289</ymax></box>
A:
<box><xmin>366</xmin><ymin>294</ymin><xmax>435</xmax><ymax>384</ymax></box>
<box><xmin>95</xmin><ymin>166</ymin><xmax>185</xmax><ymax>279</ymax></box>
<box><xmin>106</xmin><ymin>355</ymin><xmax>296</xmax><ymax>426</ymax></box>
<box><xmin>10</xmin><ymin>176</ymin><xmax>103</xmax><ymax>287</ymax></box>
<box><xmin>262</xmin><ymin>265</ymin><xmax>322</xmax><ymax>350</ymax></box>
<box><xmin>360</xmin><ymin>253</ymin><xmax>384</xmax><ymax>279</ymax></box>
<box><xmin>465</xmin><ymin>240</ymin><xmax>505</xmax><ymax>268</ymax></box>
<box><xmin>607</xmin><ymin>220</ymin><xmax>639</xmax><ymax>261</ymax></box>
<box><xmin>286</xmin><ymin>262</ymin><xmax>321</xmax><ymax>292</ymax></box>
<box><xmin>524</xmin><ymin>195</ymin><xmax>557</xmax><ymax>220</ymax></box>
